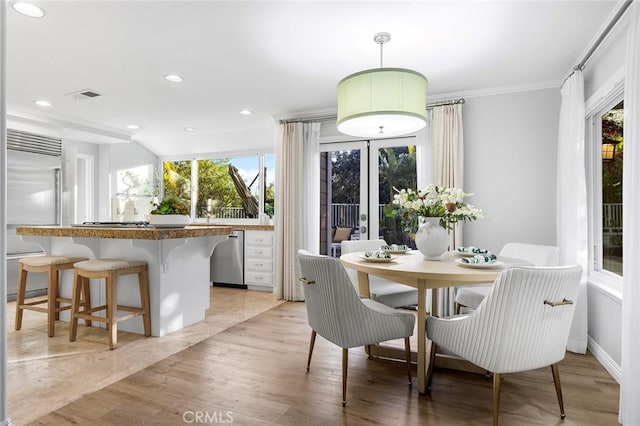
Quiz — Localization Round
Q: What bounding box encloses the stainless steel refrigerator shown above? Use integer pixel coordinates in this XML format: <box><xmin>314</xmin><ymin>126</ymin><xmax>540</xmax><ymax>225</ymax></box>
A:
<box><xmin>5</xmin><ymin>129</ymin><xmax>63</xmax><ymax>300</ymax></box>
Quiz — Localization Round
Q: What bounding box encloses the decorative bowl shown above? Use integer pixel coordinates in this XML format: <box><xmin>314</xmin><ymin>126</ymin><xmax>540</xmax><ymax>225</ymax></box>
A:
<box><xmin>148</xmin><ymin>214</ymin><xmax>191</xmax><ymax>228</ymax></box>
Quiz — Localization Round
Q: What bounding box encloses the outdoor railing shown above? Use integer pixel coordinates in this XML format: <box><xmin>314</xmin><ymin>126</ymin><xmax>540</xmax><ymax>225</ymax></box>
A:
<box><xmin>331</xmin><ymin>203</ymin><xmax>385</xmax><ymax>228</ymax></box>
<box><xmin>603</xmin><ymin>203</ymin><xmax>622</xmax><ymax>232</ymax></box>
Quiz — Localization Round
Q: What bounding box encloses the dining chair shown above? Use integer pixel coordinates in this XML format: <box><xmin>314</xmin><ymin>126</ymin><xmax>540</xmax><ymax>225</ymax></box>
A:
<box><xmin>427</xmin><ymin>265</ymin><xmax>582</xmax><ymax>426</ymax></box>
<box><xmin>297</xmin><ymin>249</ymin><xmax>415</xmax><ymax>406</ymax></box>
<box><xmin>454</xmin><ymin>242</ymin><xmax>560</xmax><ymax>313</ymax></box>
<box><xmin>341</xmin><ymin>239</ymin><xmax>419</xmax><ymax>308</ymax></box>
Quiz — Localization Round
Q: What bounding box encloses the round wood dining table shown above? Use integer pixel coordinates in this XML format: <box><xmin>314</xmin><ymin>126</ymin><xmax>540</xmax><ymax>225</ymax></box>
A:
<box><xmin>340</xmin><ymin>250</ymin><xmax>530</xmax><ymax>394</ymax></box>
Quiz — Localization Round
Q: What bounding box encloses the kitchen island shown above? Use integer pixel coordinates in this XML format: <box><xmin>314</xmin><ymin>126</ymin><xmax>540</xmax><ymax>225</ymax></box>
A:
<box><xmin>16</xmin><ymin>225</ymin><xmax>233</xmax><ymax>337</ymax></box>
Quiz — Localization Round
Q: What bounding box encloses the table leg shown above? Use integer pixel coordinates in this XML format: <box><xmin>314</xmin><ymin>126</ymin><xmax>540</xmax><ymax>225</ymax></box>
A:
<box><xmin>357</xmin><ymin>271</ymin><xmax>370</xmax><ymax>298</ymax></box>
<box><xmin>416</xmin><ymin>280</ymin><xmax>427</xmax><ymax>394</ymax></box>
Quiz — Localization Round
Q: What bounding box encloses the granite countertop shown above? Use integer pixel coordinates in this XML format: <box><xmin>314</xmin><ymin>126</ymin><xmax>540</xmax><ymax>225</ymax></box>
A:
<box><xmin>16</xmin><ymin>225</ymin><xmax>235</xmax><ymax>240</ymax></box>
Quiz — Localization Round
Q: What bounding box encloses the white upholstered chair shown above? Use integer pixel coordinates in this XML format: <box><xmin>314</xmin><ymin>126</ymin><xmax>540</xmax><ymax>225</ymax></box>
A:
<box><xmin>297</xmin><ymin>249</ymin><xmax>415</xmax><ymax>406</ymax></box>
<box><xmin>341</xmin><ymin>239</ymin><xmax>418</xmax><ymax>308</ymax></box>
<box><xmin>454</xmin><ymin>242</ymin><xmax>560</xmax><ymax>312</ymax></box>
<box><xmin>427</xmin><ymin>265</ymin><xmax>582</xmax><ymax>426</ymax></box>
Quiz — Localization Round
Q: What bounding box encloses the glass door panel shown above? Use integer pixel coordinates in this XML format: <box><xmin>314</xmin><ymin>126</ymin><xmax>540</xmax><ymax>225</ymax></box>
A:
<box><xmin>320</xmin><ymin>142</ymin><xmax>368</xmax><ymax>256</ymax></box>
<box><xmin>369</xmin><ymin>139</ymin><xmax>417</xmax><ymax>246</ymax></box>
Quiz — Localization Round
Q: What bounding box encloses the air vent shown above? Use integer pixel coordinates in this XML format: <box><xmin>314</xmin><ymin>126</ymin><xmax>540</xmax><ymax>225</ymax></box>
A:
<box><xmin>65</xmin><ymin>89</ymin><xmax>103</xmax><ymax>101</ymax></box>
<box><xmin>6</xmin><ymin>129</ymin><xmax>62</xmax><ymax>156</ymax></box>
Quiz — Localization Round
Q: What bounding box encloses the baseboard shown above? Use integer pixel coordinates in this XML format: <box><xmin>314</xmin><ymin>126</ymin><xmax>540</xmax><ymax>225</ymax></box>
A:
<box><xmin>588</xmin><ymin>335</ymin><xmax>621</xmax><ymax>383</ymax></box>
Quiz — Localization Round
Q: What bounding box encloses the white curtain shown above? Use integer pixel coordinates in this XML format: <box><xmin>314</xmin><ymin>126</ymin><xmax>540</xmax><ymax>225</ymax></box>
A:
<box><xmin>432</xmin><ymin>103</ymin><xmax>464</xmax><ymax>316</ymax></box>
<box><xmin>620</xmin><ymin>3</ymin><xmax>640</xmax><ymax>424</ymax></box>
<box><xmin>556</xmin><ymin>70</ymin><xmax>588</xmax><ymax>354</ymax></box>
<box><xmin>274</xmin><ymin>121</ymin><xmax>320</xmax><ymax>301</ymax></box>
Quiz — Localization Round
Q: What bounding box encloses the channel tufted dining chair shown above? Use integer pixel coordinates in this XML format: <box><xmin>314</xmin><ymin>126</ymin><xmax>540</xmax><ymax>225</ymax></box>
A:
<box><xmin>341</xmin><ymin>239</ymin><xmax>419</xmax><ymax>308</ymax></box>
<box><xmin>454</xmin><ymin>242</ymin><xmax>560</xmax><ymax>313</ymax></box>
<box><xmin>297</xmin><ymin>249</ymin><xmax>415</xmax><ymax>407</ymax></box>
<box><xmin>427</xmin><ymin>265</ymin><xmax>582</xmax><ymax>426</ymax></box>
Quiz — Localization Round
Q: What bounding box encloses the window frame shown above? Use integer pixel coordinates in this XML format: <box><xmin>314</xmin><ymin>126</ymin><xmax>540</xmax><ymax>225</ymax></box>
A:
<box><xmin>586</xmin><ymin>80</ymin><xmax>624</xmax><ymax>293</ymax></box>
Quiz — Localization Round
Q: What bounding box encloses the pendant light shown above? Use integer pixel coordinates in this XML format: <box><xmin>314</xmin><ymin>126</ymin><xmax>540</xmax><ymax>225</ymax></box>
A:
<box><xmin>337</xmin><ymin>32</ymin><xmax>428</xmax><ymax>138</ymax></box>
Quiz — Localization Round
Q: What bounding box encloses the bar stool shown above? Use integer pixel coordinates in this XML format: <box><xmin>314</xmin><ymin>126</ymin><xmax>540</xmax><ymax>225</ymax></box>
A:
<box><xmin>15</xmin><ymin>255</ymin><xmax>89</xmax><ymax>337</ymax></box>
<box><xmin>69</xmin><ymin>258</ymin><xmax>151</xmax><ymax>349</ymax></box>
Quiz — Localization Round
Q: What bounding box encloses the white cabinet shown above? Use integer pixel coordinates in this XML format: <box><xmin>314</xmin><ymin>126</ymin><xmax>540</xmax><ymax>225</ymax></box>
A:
<box><xmin>244</xmin><ymin>230</ymin><xmax>274</xmax><ymax>291</ymax></box>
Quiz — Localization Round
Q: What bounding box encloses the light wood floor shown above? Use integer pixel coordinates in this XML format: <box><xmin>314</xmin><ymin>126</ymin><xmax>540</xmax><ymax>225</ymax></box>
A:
<box><xmin>8</xmin><ymin>288</ymin><xmax>619</xmax><ymax>425</ymax></box>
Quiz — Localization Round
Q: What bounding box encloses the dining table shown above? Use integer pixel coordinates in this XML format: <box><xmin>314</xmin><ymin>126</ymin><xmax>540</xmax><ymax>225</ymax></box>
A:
<box><xmin>340</xmin><ymin>249</ymin><xmax>531</xmax><ymax>394</ymax></box>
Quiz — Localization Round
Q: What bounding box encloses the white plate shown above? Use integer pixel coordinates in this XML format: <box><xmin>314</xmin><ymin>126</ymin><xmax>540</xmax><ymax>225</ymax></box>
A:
<box><xmin>455</xmin><ymin>258</ymin><xmax>504</xmax><ymax>269</ymax></box>
<box><xmin>456</xmin><ymin>249</ymin><xmax>490</xmax><ymax>257</ymax></box>
<box><xmin>382</xmin><ymin>249</ymin><xmax>411</xmax><ymax>254</ymax></box>
<box><xmin>359</xmin><ymin>254</ymin><xmax>398</xmax><ymax>263</ymax></box>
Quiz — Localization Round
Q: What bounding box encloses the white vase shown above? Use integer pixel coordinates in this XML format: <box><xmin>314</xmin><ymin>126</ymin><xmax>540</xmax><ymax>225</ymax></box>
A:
<box><xmin>414</xmin><ymin>217</ymin><xmax>449</xmax><ymax>260</ymax></box>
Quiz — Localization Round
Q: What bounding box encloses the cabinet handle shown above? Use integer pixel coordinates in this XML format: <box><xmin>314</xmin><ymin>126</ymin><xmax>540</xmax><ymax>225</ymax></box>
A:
<box><xmin>255</xmin><ymin>263</ymin><xmax>263</xmax><ymax>267</ymax></box>
<box><xmin>253</xmin><ymin>276</ymin><xmax>263</xmax><ymax>280</ymax></box>
<box><xmin>255</xmin><ymin>250</ymin><xmax>263</xmax><ymax>254</ymax></box>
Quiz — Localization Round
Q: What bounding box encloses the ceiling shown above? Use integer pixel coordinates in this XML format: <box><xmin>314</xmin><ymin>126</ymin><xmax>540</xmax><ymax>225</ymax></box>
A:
<box><xmin>6</xmin><ymin>0</ymin><xmax>618</xmax><ymax>157</ymax></box>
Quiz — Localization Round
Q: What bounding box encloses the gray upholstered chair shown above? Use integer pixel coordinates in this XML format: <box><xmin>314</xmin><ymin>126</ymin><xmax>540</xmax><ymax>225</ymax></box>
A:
<box><xmin>341</xmin><ymin>239</ymin><xmax>418</xmax><ymax>308</ymax></box>
<box><xmin>297</xmin><ymin>249</ymin><xmax>415</xmax><ymax>406</ymax></box>
<box><xmin>427</xmin><ymin>265</ymin><xmax>582</xmax><ymax>426</ymax></box>
<box><xmin>454</xmin><ymin>242</ymin><xmax>560</xmax><ymax>312</ymax></box>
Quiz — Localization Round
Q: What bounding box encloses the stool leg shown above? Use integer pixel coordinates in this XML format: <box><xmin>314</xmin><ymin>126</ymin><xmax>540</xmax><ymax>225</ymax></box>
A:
<box><xmin>69</xmin><ymin>269</ymin><xmax>82</xmax><ymax>342</ymax></box>
<box><xmin>139</xmin><ymin>267</ymin><xmax>151</xmax><ymax>337</ymax></box>
<box><xmin>107</xmin><ymin>271</ymin><xmax>118</xmax><ymax>350</ymax></box>
<box><xmin>47</xmin><ymin>265</ymin><xmax>57</xmax><ymax>337</ymax></box>
<box><xmin>54</xmin><ymin>267</ymin><xmax>62</xmax><ymax>321</ymax></box>
<box><xmin>15</xmin><ymin>263</ymin><xmax>28</xmax><ymax>331</ymax></box>
<box><xmin>81</xmin><ymin>277</ymin><xmax>92</xmax><ymax>327</ymax></box>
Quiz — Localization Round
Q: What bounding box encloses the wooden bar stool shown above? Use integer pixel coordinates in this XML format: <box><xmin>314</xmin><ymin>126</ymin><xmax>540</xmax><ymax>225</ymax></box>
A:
<box><xmin>69</xmin><ymin>259</ymin><xmax>151</xmax><ymax>350</ymax></box>
<box><xmin>15</xmin><ymin>255</ymin><xmax>89</xmax><ymax>337</ymax></box>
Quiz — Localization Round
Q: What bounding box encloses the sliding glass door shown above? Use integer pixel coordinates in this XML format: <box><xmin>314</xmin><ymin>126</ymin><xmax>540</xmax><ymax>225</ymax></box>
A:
<box><xmin>320</xmin><ymin>138</ymin><xmax>418</xmax><ymax>255</ymax></box>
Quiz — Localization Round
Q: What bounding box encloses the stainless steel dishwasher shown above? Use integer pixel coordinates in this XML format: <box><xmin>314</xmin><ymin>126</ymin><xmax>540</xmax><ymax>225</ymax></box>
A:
<box><xmin>211</xmin><ymin>230</ymin><xmax>245</xmax><ymax>288</ymax></box>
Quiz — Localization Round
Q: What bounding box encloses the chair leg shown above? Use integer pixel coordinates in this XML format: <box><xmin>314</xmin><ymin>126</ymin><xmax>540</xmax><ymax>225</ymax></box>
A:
<box><xmin>342</xmin><ymin>348</ymin><xmax>348</xmax><ymax>407</ymax></box>
<box><xmin>427</xmin><ymin>341</ymin><xmax>437</xmax><ymax>391</ymax></box>
<box><xmin>404</xmin><ymin>337</ymin><xmax>412</xmax><ymax>387</ymax></box>
<box><xmin>551</xmin><ymin>363</ymin><xmax>566</xmax><ymax>419</ymax></box>
<box><xmin>306</xmin><ymin>330</ymin><xmax>316</xmax><ymax>372</ymax></box>
<box><xmin>15</xmin><ymin>263</ymin><xmax>28</xmax><ymax>331</ymax></box>
<box><xmin>492</xmin><ymin>372</ymin><xmax>501</xmax><ymax>426</ymax></box>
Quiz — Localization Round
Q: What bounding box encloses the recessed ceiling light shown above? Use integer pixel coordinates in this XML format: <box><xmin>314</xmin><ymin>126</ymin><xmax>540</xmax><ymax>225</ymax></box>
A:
<box><xmin>164</xmin><ymin>74</ymin><xmax>184</xmax><ymax>83</ymax></box>
<box><xmin>33</xmin><ymin>100</ymin><xmax>51</xmax><ymax>107</ymax></box>
<box><xmin>12</xmin><ymin>2</ymin><xmax>45</xmax><ymax>18</ymax></box>
<box><xmin>184</xmin><ymin>127</ymin><xmax>196</xmax><ymax>132</ymax></box>
<box><xmin>126</xmin><ymin>124</ymin><xmax>140</xmax><ymax>130</ymax></box>
<box><xmin>239</xmin><ymin>109</ymin><xmax>253</xmax><ymax>116</ymax></box>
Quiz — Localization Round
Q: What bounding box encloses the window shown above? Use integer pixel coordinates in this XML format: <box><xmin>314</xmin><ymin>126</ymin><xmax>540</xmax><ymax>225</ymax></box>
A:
<box><xmin>589</xmin><ymin>94</ymin><xmax>623</xmax><ymax>279</ymax></box>
<box><xmin>162</xmin><ymin>154</ymin><xmax>274</xmax><ymax>221</ymax></box>
<box><xmin>600</xmin><ymin>100</ymin><xmax>623</xmax><ymax>275</ymax></box>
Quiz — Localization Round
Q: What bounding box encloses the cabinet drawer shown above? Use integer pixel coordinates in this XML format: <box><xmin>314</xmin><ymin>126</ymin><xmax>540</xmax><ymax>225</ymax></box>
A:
<box><xmin>245</xmin><ymin>246</ymin><xmax>273</xmax><ymax>259</ymax></box>
<box><xmin>245</xmin><ymin>259</ymin><xmax>273</xmax><ymax>273</ymax></box>
<box><xmin>245</xmin><ymin>231</ymin><xmax>273</xmax><ymax>247</ymax></box>
<box><xmin>244</xmin><ymin>272</ymin><xmax>273</xmax><ymax>286</ymax></box>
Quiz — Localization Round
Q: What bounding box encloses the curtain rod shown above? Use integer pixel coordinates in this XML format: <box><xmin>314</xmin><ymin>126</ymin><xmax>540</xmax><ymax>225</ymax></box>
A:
<box><xmin>279</xmin><ymin>98</ymin><xmax>465</xmax><ymax>124</ymax></box>
<box><xmin>563</xmin><ymin>0</ymin><xmax>633</xmax><ymax>83</ymax></box>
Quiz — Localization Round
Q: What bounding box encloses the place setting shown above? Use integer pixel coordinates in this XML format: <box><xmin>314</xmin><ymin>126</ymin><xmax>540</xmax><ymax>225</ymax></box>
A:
<box><xmin>455</xmin><ymin>246</ymin><xmax>504</xmax><ymax>269</ymax></box>
<box><xmin>358</xmin><ymin>250</ymin><xmax>398</xmax><ymax>263</ymax></box>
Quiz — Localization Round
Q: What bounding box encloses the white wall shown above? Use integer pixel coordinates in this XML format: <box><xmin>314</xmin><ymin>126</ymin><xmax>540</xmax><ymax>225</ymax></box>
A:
<box><xmin>463</xmin><ymin>88</ymin><xmax>561</xmax><ymax>253</ymax></box>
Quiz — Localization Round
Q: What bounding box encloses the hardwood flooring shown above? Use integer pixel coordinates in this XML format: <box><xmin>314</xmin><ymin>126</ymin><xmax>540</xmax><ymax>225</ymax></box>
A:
<box><xmin>7</xmin><ymin>288</ymin><xmax>619</xmax><ymax>425</ymax></box>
